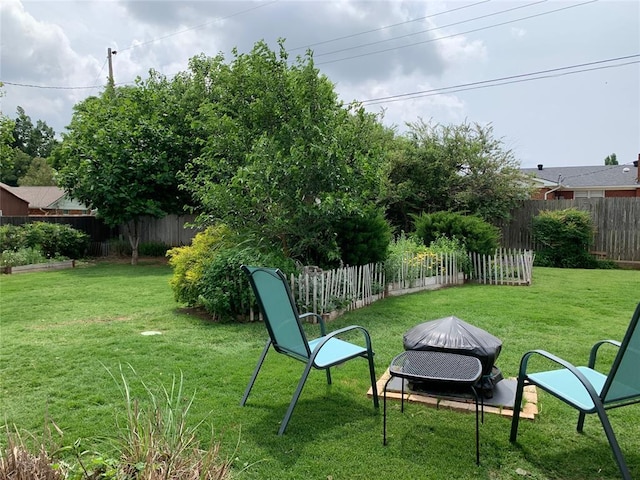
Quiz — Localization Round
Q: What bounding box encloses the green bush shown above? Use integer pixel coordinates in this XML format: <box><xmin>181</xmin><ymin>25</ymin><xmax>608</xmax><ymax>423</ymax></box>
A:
<box><xmin>0</xmin><ymin>247</ymin><xmax>49</xmax><ymax>267</ymax></box>
<box><xmin>167</xmin><ymin>225</ymin><xmax>236</xmax><ymax>308</ymax></box>
<box><xmin>198</xmin><ymin>245</ymin><xmax>297</xmax><ymax>322</ymax></box>
<box><xmin>0</xmin><ymin>222</ymin><xmax>89</xmax><ymax>259</ymax></box>
<box><xmin>0</xmin><ymin>224</ymin><xmax>22</xmax><ymax>252</ymax></box>
<box><xmin>334</xmin><ymin>207</ymin><xmax>391</xmax><ymax>266</ymax></box>
<box><xmin>412</xmin><ymin>211</ymin><xmax>500</xmax><ymax>255</ymax></box>
<box><xmin>532</xmin><ymin>208</ymin><xmax>597</xmax><ymax>268</ymax></box>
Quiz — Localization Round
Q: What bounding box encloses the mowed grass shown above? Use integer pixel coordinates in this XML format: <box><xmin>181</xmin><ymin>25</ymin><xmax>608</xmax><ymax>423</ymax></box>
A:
<box><xmin>1</xmin><ymin>261</ymin><xmax>639</xmax><ymax>479</ymax></box>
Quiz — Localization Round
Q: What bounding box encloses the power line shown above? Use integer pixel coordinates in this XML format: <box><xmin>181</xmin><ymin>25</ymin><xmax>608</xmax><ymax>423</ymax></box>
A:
<box><xmin>117</xmin><ymin>0</ymin><xmax>280</xmax><ymax>53</ymax></box>
<box><xmin>287</xmin><ymin>0</ymin><xmax>492</xmax><ymax>52</ymax></box>
<box><xmin>360</xmin><ymin>55</ymin><xmax>640</xmax><ymax>106</ymax></box>
<box><xmin>314</xmin><ymin>0</ymin><xmax>547</xmax><ymax>58</ymax></box>
<box><xmin>316</xmin><ymin>0</ymin><xmax>597</xmax><ymax>66</ymax></box>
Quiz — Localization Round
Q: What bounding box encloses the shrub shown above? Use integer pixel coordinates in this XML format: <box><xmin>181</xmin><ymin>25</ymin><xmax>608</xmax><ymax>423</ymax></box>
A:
<box><xmin>0</xmin><ymin>222</ymin><xmax>89</xmax><ymax>259</ymax></box>
<box><xmin>0</xmin><ymin>224</ymin><xmax>22</xmax><ymax>252</ymax></box>
<box><xmin>532</xmin><ymin>208</ymin><xmax>597</xmax><ymax>268</ymax></box>
<box><xmin>197</xmin><ymin>245</ymin><xmax>297</xmax><ymax>322</ymax></box>
<box><xmin>0</xmin><ymin>247</ymin><xmax>50</xmax><ymax>267</ymax></box>
<box><xmin>167</xmin><ymin>224</ymin><xmax>237</xmax><ymax>308</ymax></box>
<box><xmin>412</xmin><ymin>211</ymin><xmax>500</xmax><ymax>255</ymax></box>
<box><xmin>384</xmin><ymin>233</ymin><xmax>430</xmax><ymax>282</ymax></box>
<box><xmin>334</xmin><ymin>207</ymin><xmax>392</xmax><ymax>266</ymax></box>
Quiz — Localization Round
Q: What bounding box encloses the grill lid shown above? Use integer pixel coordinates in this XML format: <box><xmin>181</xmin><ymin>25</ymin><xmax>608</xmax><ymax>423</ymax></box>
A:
<box><xmin>403</xmin><ymin>316</ymin><xmax>502</xmax><ymax>375</ymax></box>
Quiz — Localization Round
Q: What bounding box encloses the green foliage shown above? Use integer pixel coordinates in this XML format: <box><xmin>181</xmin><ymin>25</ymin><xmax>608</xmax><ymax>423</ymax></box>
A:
<box><xmin>18</xmin><ymin>156</ymin><xmax>57</xmax><ymax>186</ymax></box>
<box><xmin>11</xmin><ymin>106</ymin><xmax>58</xmax><ymax>159</ymax></box>
<box><xmin>53</xmin><ymin>73</ymin><xmax>195</xmax><ymax>264</ymax></box>
<box><xmin>168</xmin><ymin>224</ymin><xmax>298</xmax><ymax>321</ymax></box>
<box><xmin>182</xmin><ymin>41</ymin><xmax>391</xmax><ymax>267</ymax></box>
<box><xmin>604</xmin><ymin>153</ymin><xmax>618</xmax><ymax>165</ymax></box>
<box><xmin>532</xmin><ymin>208</ymin><xmax>597</xmax><ymax>268</ymax></box>
<box><xmin>198</xmin><ymin>245</ymin><xmax>297</xmax><ymax>322</ymax></box>
<box><xmin>167</xmin><ymin>224</ymin><xmax>237</xmax><ymax>308</ymax></box>
<box><xmin>413</xmin><ymin>211</ymin><xmax>500</xmax><ymax>255</ymax></box>
<box><xmin>0</xmin><ymin>247</ymin><xmax>50</xmax><ymax>267</ymax></box>
<box><xmin>384</xmin><ymin>233</ymin><xmax>429</xmax><ymax>281</ymax></box>
<box><xmin>333</xmin><ymin>207</ymin><xmax>391</xmax><ymax>266</ymax></box>
<box><xmin>0</xmin><ymin>222</ymin><xmax>89</xmax><ymax>259</ymax></box>
<box><xmin>382</xmin><ymin>120</ymin><xmax>534</xmax><ymax>231</ymax></box>
<box><xmin>428</xmin><ymin>235</ymin><xmax>472</xmax><ymax>274</ymax></box>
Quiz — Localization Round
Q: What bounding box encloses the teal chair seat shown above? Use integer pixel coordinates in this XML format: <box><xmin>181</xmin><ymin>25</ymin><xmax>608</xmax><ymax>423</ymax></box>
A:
<box><xmin>240</xmin><ymin>265</ymin><xmax>379</xmax><ymax>435</ymax></box>
<box><xmin>510</xmin><ymin>302</ymin><xmax>640</xmax><ymax>480</ymax></box>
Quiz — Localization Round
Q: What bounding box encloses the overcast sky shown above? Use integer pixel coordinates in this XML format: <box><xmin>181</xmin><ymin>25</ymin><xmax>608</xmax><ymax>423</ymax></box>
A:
<box><xmin>1</xmin><ymin>0</ymin><xmax>638</xmax><ymax>168</ymax></box>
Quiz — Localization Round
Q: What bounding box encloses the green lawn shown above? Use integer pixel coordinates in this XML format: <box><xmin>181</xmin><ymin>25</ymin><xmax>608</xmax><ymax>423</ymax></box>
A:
<box><xmin>1</xmin><ymin>261</ymin><xmax>639</xmax><ymax>479</ymax></box>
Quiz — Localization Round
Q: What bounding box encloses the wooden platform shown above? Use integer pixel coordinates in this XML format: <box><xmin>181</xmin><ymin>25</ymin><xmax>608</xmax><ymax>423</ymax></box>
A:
<box><xmin>368</xmin><ymin>369</ymin><xmax>538</xmax><ymax>420</ymax></box>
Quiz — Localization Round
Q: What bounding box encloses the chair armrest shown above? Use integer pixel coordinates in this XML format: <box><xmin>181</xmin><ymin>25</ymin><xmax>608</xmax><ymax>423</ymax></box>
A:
<box><xmin>519</xmin><ymin>349</ymin><xmax>602</xmax><ymax>405</ymax></box>
<box><xmin>588</xmin><ymin>340</ymin><xmax>621</xmax><ymax>369</ymax></box>
<box><xmin>299</xmin><ymin>312</ymin><xmax>327</xmax><ymax>336</ymax></box>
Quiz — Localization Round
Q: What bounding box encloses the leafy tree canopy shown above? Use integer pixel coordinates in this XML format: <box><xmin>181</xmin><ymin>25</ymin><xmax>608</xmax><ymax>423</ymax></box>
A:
<box><xmin>53</xmin><ymin>74</ymin><xmax>195</xmax><ymax>264</ymax></box>
<box><xmin>12</xmin><ymin>106</ymin><xmax>58</xmax><ymax>159</ymax></box>
<box><xmin>18</xmin><ymin>157</ymin><xmax>57</xmax><ymax>186</ymax></box>
<box><xmin>182</xmin><ymin>41</ymin><xmax>392</xmax><ymax>266</ymax></box>
<box><xmin>382</xmin><ymin>119</ymin><xmax>535</xmax><ymax>231</ymax></box>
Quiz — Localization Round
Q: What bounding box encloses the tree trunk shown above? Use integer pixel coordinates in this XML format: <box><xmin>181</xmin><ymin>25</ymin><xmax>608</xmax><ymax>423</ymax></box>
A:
<box><xmin>127</xmin><ymin>219</ymin><xmax>140</xmax><ymax>266</ymax></box>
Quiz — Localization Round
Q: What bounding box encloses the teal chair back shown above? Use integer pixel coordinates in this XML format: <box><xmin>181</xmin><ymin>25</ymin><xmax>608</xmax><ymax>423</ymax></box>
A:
<box><xmin>601</xmin><ymin>302</ymin><xmax>640</xmax><ymax>405</ymax></box>
<box><xmin>242</xmin><ymin>266</ymin><xmax>310</xmax><ymax>361</ymax></box>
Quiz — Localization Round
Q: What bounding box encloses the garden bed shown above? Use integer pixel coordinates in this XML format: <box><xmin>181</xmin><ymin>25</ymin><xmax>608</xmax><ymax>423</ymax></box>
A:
<box><xmin>1</xmin><ymin>259</ymin><xmax>75</xmax><ymax>274</ymax></box>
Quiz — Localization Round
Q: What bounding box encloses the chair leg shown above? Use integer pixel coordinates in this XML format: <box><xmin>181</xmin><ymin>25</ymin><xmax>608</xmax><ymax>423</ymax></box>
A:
<box><xmin>240</xmin><ymin>339</ymin><xmax>271</xmax><ymax>406</ymax></box>
<box><xmin>326</xmin><ymin>368</ymin><xmax>332</xmax><ymax>385</ymax></box>
<box><xmin>577</xmin><ymin>411</ymin><xmax>586</xmax><ymax>432</ymax></box>
<box><xmin>368</xmin><ymin>354</ymin><xmax>379</xmax><ymax>408</ymax></box>
<box><xmin>278</xmin><ymin>361</ymin><xmax>314</xmax><ymax>435</ymax></box>
<box><xmin>509</xmin><ymin>375</ymin><xmax>526</xmax><ymax>442</ymax></box>
<box><xmin>595</xmin><ymin>406</ymin><xmax>632</xmax><ymax>480</ymax></box>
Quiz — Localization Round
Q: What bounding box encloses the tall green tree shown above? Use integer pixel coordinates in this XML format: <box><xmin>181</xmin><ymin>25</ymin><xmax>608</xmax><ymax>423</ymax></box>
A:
<box><xmin>604</xmin><ymin>153</ymin><xmax>618</xmax><ymax>165</ymax></box>
<box><xmin>382</xmin><ymin>120</ymin><xmax>534</xmax><ymax>231</ymax></box>
<box><xmin>54</xmin><ymin>74</ymin><xmax>194</xmax><ymax>265</ymax></box>
<box><xmin>182</xmin><ymin>41</ymin><xmax>391</xmax><ymax>266</ymax></box>
<box><xmin>18</xmin><ymin>157</ymin><xmax>56</xmax><ymax>186</ymax></box>
<box><xmin>12</xmin><ymin>106</ymin><xmax>58</xmax><ymax>158</ymax></box>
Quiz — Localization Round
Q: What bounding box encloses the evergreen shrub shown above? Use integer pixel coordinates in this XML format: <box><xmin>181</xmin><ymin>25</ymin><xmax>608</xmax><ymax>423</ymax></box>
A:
<box><xmin>412</xmin><ymin>211</ymin><xmax>499</xmax><ymax>255</ymax></box>
<box><xmin>532</xmin><ymin>208</ymin><xmax>598</xmax><ymax>268</ymax></box>
<box><xmin>334</xmin><ymin>207</ymin><xmax>391</xmax><ymax>266</ymax></box>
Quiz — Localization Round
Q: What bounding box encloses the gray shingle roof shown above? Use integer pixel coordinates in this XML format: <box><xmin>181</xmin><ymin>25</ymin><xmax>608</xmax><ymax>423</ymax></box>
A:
<box><xmin>521</xmin><ymin>165</ymin><xmax>639</xmax><ymax>188</ymax></box>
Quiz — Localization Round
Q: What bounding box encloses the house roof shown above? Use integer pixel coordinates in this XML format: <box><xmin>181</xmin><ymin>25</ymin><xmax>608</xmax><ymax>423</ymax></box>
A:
<box><xmin>522</xmin><ymin>165</ymin><xmax>640</xmax><ymax>189</ymax></box>
<box><xmin>0</xmin><ymin>184</ymin><xmax>89</xmax><ymax>210</ymax></box>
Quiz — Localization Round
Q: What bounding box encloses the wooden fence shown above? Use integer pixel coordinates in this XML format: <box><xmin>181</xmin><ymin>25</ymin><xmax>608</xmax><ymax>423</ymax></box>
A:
<box><xmin>248</xmin><ymin>250</ymin><xmax>533</xmax><ymax>320</ymax></box>
<box><xmin>499</xmin><ymin>198</ymin><xmax>640</xmax><ymax>262</ymax></box>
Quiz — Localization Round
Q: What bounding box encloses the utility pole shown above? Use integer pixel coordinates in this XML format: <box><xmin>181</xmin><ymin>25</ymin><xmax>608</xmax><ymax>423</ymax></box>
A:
<box><xmin>107</xmin><ymin>47</ymin><xmax>117</xmax><ymax>87</ymax></box>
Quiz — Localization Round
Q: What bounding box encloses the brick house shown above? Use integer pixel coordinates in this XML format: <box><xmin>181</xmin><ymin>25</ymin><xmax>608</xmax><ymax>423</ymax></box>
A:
<box><xmin>522</xmin><ymin>159</ymin><xmax>640</xmax><ymax>200</ymax></box>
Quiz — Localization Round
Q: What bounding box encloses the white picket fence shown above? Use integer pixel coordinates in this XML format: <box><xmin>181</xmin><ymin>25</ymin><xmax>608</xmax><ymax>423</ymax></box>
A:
<box><xmin>248</xmin><ymin>249</ymin><xmax>534</xmax><ymax>321</ymax></box>
<box><xmin>468</xmin><ymin>249</ymin><xmax>535</xmax><ymax>286</ymax></box>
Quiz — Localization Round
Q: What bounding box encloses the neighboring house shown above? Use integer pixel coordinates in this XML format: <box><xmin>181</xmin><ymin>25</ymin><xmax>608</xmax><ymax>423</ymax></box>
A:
<box><xmin>522</xmin><ymin>160</ymin><xmax>640</xmax><ymax>200</ymax></box>
<box><xmin>0</xmin><ymin>183</ymin><xmax>30</xmax><ymax>216</ymax></box>
<box><xmin>0</xmin><ymin>183</ymin><xmax>92</xmax><ymax>215</ymax></box>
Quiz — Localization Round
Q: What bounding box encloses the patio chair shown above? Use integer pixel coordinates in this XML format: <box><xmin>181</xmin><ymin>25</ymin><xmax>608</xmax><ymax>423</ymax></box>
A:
<box><xmin>239</xmin><ymin>265</ymin><xmax>379</xmax><ymax>435</ymax></box>
<box><xmin>510</xmin><ymin>302</ymin><xmax>640</xmax><ymax>480</ymax></box>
